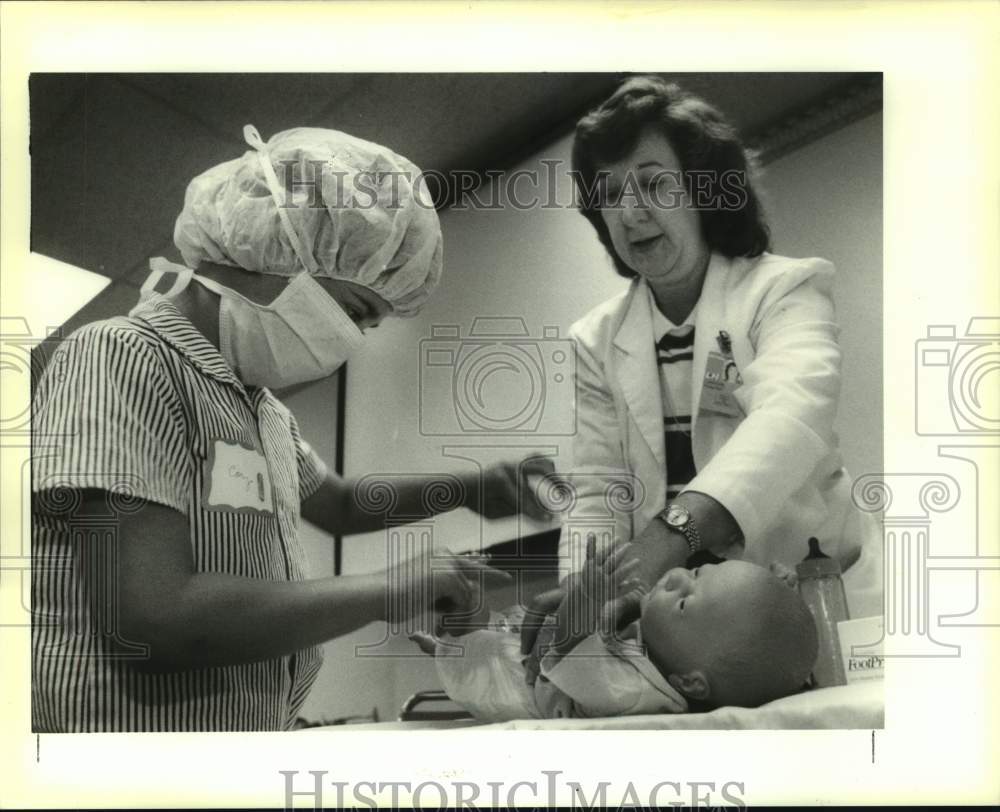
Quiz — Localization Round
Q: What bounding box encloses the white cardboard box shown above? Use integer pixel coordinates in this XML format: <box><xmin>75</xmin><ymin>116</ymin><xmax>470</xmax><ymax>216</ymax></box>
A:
<box><xmin>837</xmin><ymin>615</ymin><xmax>884</xmax><ymax>683</ymax></box>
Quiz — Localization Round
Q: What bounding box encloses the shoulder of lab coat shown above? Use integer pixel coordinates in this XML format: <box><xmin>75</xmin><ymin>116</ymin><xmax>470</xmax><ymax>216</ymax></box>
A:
<box><xmin>568</xmin><ymin>280</ymin><xmax>642</xmax><ymax>363</ymax></box>
<box><xmin>539</xmin><ymin>634</ymin><xmax>688</xmax><ymax>717</ymax></box>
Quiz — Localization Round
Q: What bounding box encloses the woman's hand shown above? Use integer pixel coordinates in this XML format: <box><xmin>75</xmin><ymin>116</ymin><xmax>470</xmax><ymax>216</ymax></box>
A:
<box><xmin>382</xmin><ymin>549</ymin><xmax>512</xmax><ymax>625</ymax></box>
<box><xmin>467</xmin><ymin>456</ymin><xmax>557</xmax><ymax>522</ymax></box>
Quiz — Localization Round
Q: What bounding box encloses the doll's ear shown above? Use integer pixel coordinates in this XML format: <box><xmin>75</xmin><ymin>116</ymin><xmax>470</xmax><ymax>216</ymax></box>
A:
<box><xmin>667</xmin><ymin>671</ymin><xmax>711</xmax><ymax>701</ymax></box>
<box><xmin>769</xmin><ymin>562</ymin><xmax>798</xmax><ymax>589</ymax></box>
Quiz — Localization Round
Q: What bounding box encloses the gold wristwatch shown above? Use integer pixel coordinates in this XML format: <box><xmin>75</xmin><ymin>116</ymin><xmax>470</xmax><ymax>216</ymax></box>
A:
<box><xmin>658</xmin><ymin>504</ymin><xmax>702</xmax><ymax>555</ymax></box>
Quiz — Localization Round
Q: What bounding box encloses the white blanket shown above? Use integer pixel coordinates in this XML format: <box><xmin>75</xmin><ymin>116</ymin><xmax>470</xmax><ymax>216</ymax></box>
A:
<box><xmin>308</xmin><ymin>681</ymin><xmax>883</xmax><ymax>731</ymax></box>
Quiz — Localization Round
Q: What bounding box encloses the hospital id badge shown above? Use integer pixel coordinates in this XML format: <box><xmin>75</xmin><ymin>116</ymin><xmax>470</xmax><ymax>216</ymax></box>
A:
<box><xmin>204</xmin><ymin>439</ymin><xmax>274</xmax><ymax>513</ymax></box>
<box><xmin>699</xmin><ymin>351</ymin><xmax>744</xmax><ymax>418</ymax></box>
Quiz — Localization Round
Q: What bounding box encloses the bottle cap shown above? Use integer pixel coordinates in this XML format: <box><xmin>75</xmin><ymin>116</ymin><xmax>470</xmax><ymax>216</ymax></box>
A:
<box><xmin>795</xmin><ymin>537</ymin><xmax>843</xmax><ymax>579</ymax></box>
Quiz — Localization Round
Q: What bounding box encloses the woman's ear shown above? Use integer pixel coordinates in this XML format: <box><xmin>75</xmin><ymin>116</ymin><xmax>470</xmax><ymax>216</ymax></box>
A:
<box><xmin>667</xmin><ymin>671</ymin><xmax>711</xmax><ymax>701</ymax></box>
<box><xmin>769</xmin><ymin>562</ymin><xmax>798</xmax><ymax>589</ymax></box>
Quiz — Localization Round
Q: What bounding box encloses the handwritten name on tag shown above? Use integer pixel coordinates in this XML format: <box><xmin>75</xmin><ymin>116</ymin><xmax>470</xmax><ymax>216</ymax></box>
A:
<box><xmin>205</xmin><ymin>439</ymin><xmax>274</xmax><ymax>513</ymax></box>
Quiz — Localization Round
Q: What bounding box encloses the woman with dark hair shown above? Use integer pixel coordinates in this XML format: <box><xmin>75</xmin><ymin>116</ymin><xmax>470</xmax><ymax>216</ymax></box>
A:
<box><xmin>523</xmin><ymin>77</ymin><xmax>881</xmax><ymax>667</ymax></box>
<box><xmin>571</xmin><ymin>75</ymin><xmax>771</xmax><ymax>282</ymax></box>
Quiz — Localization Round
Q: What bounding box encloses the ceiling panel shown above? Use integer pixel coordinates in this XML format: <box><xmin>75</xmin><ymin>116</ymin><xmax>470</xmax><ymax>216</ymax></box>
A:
<box><xmin>31</xmin><ymin>75</ymin><xmax>236</xmax><ymax>278</ymax></box>
<box><xmin>27</xmin><ymin>73</ymin><xmax>89</xmax><ymax>143</ymax></box>
<box><xmin>662</xmin><ymin>73</ymin><xmax>866</xmax><ymax>138</ymax></box>
<box><xmin>121</xmin><ymin>74</ymin><xmax>366</xmax><ymax>147</ymax></box>
<box><xmin>122</xmin><ymin>73</ymin><xmax>625</xmax><ymax>178</ymax></box>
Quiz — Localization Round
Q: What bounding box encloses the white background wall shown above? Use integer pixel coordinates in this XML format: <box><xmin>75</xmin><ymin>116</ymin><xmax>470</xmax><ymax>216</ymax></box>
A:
<box><xmin>290</xmin><ymin>111</ymin><xmax>884</xmax><ymax>722</ymax></box>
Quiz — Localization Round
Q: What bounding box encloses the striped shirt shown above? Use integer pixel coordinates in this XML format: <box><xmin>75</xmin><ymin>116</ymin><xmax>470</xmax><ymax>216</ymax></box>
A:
<box><xmin>648</xmin><ymin>287</ymin><xmax>698</xmax><ymax>501</ymax></box>
<box><xmin>31</xmin><ymin>293</ymin><xmax>326</xmax><ymax>731</ymax></box>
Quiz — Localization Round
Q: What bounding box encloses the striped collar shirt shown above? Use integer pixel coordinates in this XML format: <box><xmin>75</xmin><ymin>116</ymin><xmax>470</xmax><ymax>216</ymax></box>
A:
<box><xmin>647</xmin><ymin>284</ymin><xmax>698</xmax><ymax>501</ymax></box>
<box><xmin>31</xmin><ymin>293</ymin><xmax>326</xmax><ymax>731</ymax></box>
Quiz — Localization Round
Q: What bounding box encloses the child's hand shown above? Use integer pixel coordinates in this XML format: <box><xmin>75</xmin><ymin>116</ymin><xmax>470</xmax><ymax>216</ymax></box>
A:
<box><xmin>577</xmin><ymin>534</ymin><xmax>644</xmax><ymax>637</ymax></box>
<box><xmin>518</xmin><ymin>535</ymin><xmax>647</xmax><ymax>685</ymax></box>
<box><xmin>529</xmin><ymin>536</ymin><xmax>643</xmax><ymax>658</ymax></box>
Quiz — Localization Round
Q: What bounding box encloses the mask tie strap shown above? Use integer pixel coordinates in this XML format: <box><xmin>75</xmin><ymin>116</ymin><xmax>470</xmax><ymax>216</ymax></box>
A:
<box><xmin>243</xmin><ymin>124</ymin><xmax>321</xmax><ymax>277</ymax></box>
<box><xmin>142</xmin><ymin>257</ymin><xmax>194</xmax><ymax>299</ymax></box>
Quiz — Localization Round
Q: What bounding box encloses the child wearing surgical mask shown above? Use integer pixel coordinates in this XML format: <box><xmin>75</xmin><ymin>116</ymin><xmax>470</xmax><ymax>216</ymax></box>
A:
<box><xmin>411</xmin><ymin>539</ymin><xmax>817</xmax><ymax>720</ymax></box>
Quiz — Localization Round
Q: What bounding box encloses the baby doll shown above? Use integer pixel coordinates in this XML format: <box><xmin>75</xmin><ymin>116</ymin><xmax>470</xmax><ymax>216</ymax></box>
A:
<box><xmin>411</xmin><ymin>538</ymin><xmax>818</xmax><ymax>721</ymax></box>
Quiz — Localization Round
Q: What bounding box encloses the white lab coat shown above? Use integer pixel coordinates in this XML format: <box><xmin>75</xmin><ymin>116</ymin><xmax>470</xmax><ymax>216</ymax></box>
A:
<box><xmin>560</xmin><ymin>252</ymin><xmax>882</xmax><ymax>614</ymax></box>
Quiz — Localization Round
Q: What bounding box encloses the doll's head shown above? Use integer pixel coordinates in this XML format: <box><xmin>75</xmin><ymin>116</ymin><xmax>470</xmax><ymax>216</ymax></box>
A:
<box><xmin>639</xmin><ymin>560</ymin><xmax>817</xmax><ymax>708</ymax></box>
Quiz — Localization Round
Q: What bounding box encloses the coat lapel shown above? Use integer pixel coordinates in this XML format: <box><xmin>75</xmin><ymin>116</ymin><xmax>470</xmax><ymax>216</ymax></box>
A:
<box><xmin>612</xmin><ymin>281</ymin><xmax>665</xmax><ymax>471</ymax></box>
<box><xmin>691</xmin><ymin>253</ymin><xmax>731</xmax><ymax>439</ymax></box>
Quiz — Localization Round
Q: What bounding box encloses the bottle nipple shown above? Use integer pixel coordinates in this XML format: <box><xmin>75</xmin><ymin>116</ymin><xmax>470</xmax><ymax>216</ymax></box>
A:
<box><xmin>796</xmin><ymin>537</ymin><xmax>842</xmax><ymax>579</ymax></box>
<box><xmin>805</xmin><ymin>537</ymin><xmax>828</xmax><ymax>560</ymax></box>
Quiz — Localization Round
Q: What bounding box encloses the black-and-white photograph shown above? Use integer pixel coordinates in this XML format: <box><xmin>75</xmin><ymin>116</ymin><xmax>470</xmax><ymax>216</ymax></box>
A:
<box><xmin>4</xmin><ymin>3</ymin><xmax>999</xmax><ymax>809</ymax></box>
<box><xmin>26</xmin><ymin>71</ymin><xmax>886</xmax><ymax>734</ymax></box>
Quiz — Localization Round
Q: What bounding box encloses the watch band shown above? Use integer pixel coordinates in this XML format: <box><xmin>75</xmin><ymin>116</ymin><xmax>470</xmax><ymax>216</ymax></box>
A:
<box><xmin>658</xmin><ymin>504</ymin><xmax>702</xmax><ymax>555</ymax></box>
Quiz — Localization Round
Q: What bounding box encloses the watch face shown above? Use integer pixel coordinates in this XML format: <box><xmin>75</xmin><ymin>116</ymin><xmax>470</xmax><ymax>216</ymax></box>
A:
<box><xmin>666</xmin><ymin>506</ymin><xmax>688</xmax><ymax>527</ymax></box>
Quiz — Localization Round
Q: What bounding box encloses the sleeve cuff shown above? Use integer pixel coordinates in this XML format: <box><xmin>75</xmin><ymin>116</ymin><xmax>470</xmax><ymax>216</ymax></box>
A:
<box><xmin>32</xmin><ymin>473</ymin><xmax>189</xmax><ymax>516</ymax></box>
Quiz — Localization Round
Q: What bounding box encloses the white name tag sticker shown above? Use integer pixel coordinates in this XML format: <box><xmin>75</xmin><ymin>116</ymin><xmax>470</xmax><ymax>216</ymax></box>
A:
<box><xmin>205</xmin><ymin>439</ymin><xmax>274</xmax><ymax>513</ymax></box>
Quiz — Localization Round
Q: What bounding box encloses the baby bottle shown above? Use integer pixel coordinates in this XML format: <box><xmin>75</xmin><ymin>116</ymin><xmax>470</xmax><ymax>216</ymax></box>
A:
<box><xmin>796</xmin><ymin>537</ymin><xmax>850</xmax><ymax>688</ymax></box>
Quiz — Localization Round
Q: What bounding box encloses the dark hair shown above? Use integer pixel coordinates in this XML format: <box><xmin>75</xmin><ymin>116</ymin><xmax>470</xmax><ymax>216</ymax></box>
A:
<box><xmin>572</xmin><ymin>75</ymin><xmax>770</xmax><ymax>279</ymax></box>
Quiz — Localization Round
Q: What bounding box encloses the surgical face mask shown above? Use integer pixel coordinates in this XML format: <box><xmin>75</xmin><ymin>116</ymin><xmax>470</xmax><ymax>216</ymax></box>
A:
<box><xmin>193</xmin><ymin>271</ymin><xmax>364</xmax><ymax>389</ymax></box>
